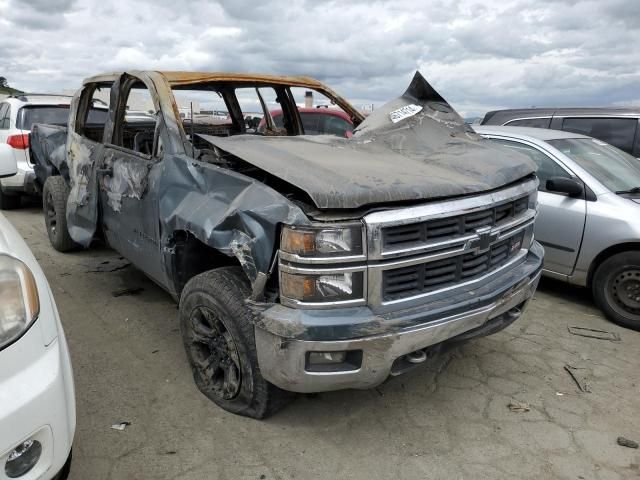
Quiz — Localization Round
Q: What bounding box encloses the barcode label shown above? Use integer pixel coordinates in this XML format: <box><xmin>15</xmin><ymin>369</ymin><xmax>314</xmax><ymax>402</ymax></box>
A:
<box><xmin>389</xmin><ymin>104</ymin><xmax>423</xmax><ymax>123</ymax></box>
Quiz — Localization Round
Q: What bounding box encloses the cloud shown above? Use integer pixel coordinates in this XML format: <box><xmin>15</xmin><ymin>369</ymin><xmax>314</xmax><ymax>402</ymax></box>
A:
<box><xmin>0</xmin><ymin>0</ymin><xmax>638</xmax><ymax>116</ymax></box>
<box><xmin>4</xmin><ymin>0</ymin><xmax>77</xmax><ymax>29</ymax></box>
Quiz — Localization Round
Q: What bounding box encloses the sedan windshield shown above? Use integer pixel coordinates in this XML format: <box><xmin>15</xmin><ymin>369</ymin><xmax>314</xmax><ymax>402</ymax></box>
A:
<box><xmin>548</xmin><ymin>138</ymin><xmax>640</xmax><ymax>193</ymax></box>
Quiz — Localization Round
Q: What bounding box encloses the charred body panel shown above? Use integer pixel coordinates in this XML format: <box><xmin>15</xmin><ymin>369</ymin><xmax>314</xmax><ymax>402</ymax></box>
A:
<box><xmin>30</xmin><ymin>124</ymin><xmax>69</xmax><ymax>187</ymax></box>
<box><xmin>53</xmin><ymin>70</ymin><xmax>314</xmax><ymax>297</ymax></box>
<box><xmin>157</xmin><ymin>155</ymin><xmax>308</xmax><ymax>296</ymax></box>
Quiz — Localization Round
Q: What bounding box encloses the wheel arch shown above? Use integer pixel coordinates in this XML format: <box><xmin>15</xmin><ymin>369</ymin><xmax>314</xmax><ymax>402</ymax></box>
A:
<box><xmin>587</xmin><ymin>242</ymin><xmax>640</xmax><ymax>287</ymax></box>
<box><xmin>168</xmin><ymin>230</ymin><xmax>245</xmax><ymax>298</ymax></box>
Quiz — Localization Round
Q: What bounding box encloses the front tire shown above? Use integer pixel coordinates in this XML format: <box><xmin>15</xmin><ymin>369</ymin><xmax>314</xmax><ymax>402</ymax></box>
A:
<box><xmin>179</xmin><ymin>267</ymin><xmax>294</xmax><ymax>418</ymax></box>
<box><xmin>42</xmin><ymin>176</ymin><xmax>78</xmax><ymax>252</ymax></box>
<box><xmin>592</xmin><ymin>252</ymin><xmax>640</xmax><ymax>331</ymax></box>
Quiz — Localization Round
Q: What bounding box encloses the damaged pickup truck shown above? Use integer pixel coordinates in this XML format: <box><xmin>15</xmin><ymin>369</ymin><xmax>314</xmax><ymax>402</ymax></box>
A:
<box><xmin>29</xmin><ymin>70</ymin><xmax>543</xmax><ymax>418</ymax></box>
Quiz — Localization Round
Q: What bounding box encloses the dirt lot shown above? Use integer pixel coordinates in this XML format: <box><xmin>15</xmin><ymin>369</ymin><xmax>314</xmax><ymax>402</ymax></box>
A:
<box><xmin>5</xmin><ymin>206</ymin><xmax>640</xmax><ymax>480</ymax></box>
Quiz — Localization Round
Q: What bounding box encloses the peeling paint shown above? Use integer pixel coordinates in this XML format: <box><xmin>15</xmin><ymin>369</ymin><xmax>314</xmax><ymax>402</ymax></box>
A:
<box><xmin>101</xmin><ymin>155</ymin><xmax>150</xmax><ymax>212</ymax></box>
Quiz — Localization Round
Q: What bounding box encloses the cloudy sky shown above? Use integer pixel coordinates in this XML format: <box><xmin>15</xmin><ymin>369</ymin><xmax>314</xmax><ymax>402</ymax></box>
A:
<box><xmin>0</xmin><ymin>0</ymin><xmax>638</xmax><ymax>116</ymax></box>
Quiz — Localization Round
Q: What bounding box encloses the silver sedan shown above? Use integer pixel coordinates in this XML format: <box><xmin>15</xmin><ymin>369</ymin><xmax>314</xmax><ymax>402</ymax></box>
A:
<box><xmin>475</xmin><ymin>125</ymin><xmax>640</xmax><ymax>330</ymax></box>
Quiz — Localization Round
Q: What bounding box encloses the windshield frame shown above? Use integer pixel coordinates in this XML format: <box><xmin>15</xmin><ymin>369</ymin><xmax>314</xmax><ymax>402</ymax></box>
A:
<box><xmin>547</xmin><ymin>137</ymin><xmax>640</xmax><ymax>194</ymax></box>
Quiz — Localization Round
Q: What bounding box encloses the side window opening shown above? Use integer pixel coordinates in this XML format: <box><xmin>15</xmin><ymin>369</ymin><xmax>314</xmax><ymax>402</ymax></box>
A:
<box><xmin>170</xmin><ymin>85</ymin><xmax>287</xmax><ymax>150</ymax></box>
<box><xmin>490</xmin><ymin>139</ymin><xmax>572</xmax><ymax>192</ymax></box>
<box><xmin>168</xmin><ymin>82</ymin><xmax>355</xmax><ymax>147</ymax></box>
<box><xmin>113</xmin><ymin>81</ymin><xmax>159</xmax><ymax>157</ymax></box>
<box><xmin>0</xmin><ymin>103</ymin><xmax>11</xmax><ymax>129</ymax></box>
<box><xmin>171</xmin><ymin>86</ymin><xmax>235</xmax><ymax>148</ymax></box>
<box><xmin>75</xmin><ymin>83</ymin><xmax>111</xmax><ymax>142</ymax></box>
<box><xmin>235</xmin><ymin>87</ymin><xmax>283</xmax><ymax>135</ymax></box>
<box><xmin>561</xmin><ymin>117</ymin><xmax>637</xmax><ymax>154</ymax></box>
<box><xmin>505</xmin><ymin>117</ymin><xmax>551</xmax><ymax>129</ymax></box>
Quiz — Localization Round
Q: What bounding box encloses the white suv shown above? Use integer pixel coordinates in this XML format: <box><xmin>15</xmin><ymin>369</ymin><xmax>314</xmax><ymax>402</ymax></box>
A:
<box><xmin>0</xmin><ymin>95</ymin><xmax>72</xmax><ymax>209</ymax></box>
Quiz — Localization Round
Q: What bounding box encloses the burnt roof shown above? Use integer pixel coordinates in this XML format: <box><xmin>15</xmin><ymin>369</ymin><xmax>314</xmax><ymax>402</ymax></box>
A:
<box><xmin>83</xmin><ymin>71</ymin><xmax>328</xmax><ymax>89</ymax></box>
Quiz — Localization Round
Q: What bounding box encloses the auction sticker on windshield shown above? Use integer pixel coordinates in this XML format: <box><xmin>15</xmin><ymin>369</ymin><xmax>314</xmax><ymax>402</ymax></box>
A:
<box><xmin>389</xmin><ymin>104</ymin><xmax>423</xmax><ymax>123</ymax></box>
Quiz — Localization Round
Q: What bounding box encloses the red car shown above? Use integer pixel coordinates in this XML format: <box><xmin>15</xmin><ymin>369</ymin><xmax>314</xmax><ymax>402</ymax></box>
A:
<box><xmin>257</xmin><ymin>107</ymin><xmax>354</xmax><ymax>136</ymax></box>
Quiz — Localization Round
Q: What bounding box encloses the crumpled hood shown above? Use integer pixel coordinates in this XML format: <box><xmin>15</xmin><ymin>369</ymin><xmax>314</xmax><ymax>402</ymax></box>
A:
<box><xmin>200</xmin><ymin>72</ymin><xmax>536</xmax><ymax>209</ymax></box>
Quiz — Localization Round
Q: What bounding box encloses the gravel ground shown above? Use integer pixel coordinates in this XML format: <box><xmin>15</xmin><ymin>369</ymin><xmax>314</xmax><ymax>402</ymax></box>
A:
<box><xmin>5</xmin><ymin>206</ymin><xmax>640</xmax><ymax>480</ymax></box>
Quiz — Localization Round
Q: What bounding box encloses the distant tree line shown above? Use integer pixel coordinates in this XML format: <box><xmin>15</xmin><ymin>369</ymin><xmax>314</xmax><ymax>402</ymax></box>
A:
<box><xmin>0</xmin><ymin>76</ymin><xmax>23</xmax><ymax>94</ymax></box>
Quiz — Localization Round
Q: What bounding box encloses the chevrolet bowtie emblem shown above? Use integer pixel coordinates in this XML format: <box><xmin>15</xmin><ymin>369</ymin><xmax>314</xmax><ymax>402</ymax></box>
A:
<box><xmin>471</xmin><ymin>226</ymin><xmax>499</xmax><ymax>252</ymax></box>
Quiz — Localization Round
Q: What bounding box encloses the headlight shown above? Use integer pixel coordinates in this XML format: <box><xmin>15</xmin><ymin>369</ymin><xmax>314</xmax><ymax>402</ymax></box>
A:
<box><xmin>280</xmin><ymin>268</ymin><xmax>365</xmax><ymax>306</ymax></box>
<box><xmin>281</xmin><ymin>224</ymin><xmax>364</xmax><ymax>258</ymax></box>
<box><xmin>0</xmin><ymin>255</ymin><xmax>39</xmax><ymax>350</ymax></box>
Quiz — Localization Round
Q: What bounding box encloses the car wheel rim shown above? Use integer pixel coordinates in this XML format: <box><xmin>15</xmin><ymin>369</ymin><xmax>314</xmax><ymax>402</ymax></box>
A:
<box><xmin>188</xmin><ymin>306</ymin><xmax>242</xmax><ymax>400</ymax></box>
<box><xmin>607</xmin><ymin>268</ymin><xmax>640</xmax><ymax>317</ymax></box>
<box><xmin>46</xmin><ymin>192</ymin><xmax>57</xmax><ymax>235</ymax></box>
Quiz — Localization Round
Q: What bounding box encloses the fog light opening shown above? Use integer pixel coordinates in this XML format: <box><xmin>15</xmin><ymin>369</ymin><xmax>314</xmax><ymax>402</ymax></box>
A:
<box><xmin>305</xmin><ymin>350</ymin><xmax>363</xmax><ymax>373</ymax></box>
<box><xmin>5</xmin><ymin>439</ymin><xmax>42</xmax><ymax>478</ymax></box>
<box><xmin>308</xmin><ymin>351</ymin><xmax>347</xmax><ymax>365</ymax></box>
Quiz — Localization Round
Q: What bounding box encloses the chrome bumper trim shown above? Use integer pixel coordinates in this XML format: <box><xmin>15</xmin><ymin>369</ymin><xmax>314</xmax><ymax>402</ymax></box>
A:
<box><xmin>256</xmin><ymin>265</ymin><xmax>542</xmax><ymax>393</ymax></box>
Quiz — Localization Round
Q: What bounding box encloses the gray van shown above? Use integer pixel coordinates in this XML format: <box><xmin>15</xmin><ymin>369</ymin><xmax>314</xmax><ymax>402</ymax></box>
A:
<box><xmin>481</xmin><ymin>108</ymin><xmax>640</xmax><ymax>157</ymax></box>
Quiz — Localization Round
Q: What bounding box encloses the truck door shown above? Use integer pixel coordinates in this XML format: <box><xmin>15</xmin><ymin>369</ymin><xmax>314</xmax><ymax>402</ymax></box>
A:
<box><xmin>99</xmin><ymin>74</ymin><xmax>165</xmax><ymax>285</ymax></box>
<box><xmin>65</xmin><ymin>83</ymin><xmax>112</xmax><ymax>246</ymax></box>
<box><xmin>491</xmin><ymin>138</ymin><xmax>586</xmax><ymax>276</ymax></box>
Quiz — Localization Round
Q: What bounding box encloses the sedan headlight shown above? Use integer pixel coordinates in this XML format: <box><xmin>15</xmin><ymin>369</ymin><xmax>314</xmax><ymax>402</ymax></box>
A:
<box><xmin>280</xmin><ymin>268</ymin><xmax>365</xmax><ymax>305</ymax></box>
<box><xmin>0</xmin><ymin>255</ymin><xmax>39</xmax><ymax>350</ymax></box>
<box><xmin>281</xmin><ymin>224</ymin><xmax>364</xmax><ymax>258</ymax></box>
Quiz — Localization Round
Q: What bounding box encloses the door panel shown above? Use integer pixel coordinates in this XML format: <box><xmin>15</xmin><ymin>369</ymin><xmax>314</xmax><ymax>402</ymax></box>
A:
<box><xmin>65</xmin><ymin>83</ymin><xmax>113</xmax><ymax>247</ymax></box>
<box><xmin>100</xmin><ymin>147</ymin><xmax>164</xmax><ymax>284</ymax></box>
<box><xmin>535</xmin><ymin>191</ymin><xmax>586</xmax><ymax>275</ymax></box>
<box><xmin>98</xmin><ymin>73</ymin><xmax>165</xmax><ymax>285</ymax></box>
<box><xmin>488</xmin><ymin>137</ymin><xmax>587</xmax><ymax>276</ymax></box>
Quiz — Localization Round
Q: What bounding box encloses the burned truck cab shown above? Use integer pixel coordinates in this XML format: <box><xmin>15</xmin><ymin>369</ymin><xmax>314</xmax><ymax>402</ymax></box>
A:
<box><xmin>32</xmin><ymin>69</ymin><xmax>542</xmax><ymax>418</ymax></box>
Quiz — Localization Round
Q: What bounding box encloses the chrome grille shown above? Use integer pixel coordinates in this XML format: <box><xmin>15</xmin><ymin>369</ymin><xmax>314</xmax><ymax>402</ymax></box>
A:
<box><xmin>364</xmin><ymin>178</ymin><xmax>537</xmax><ymax>311</ymax></box>
<box><xmin>382</xmin><ymin>232</ymin><xmax>525</xmax><ymax>301</ymax></box>
<box><xmin>382</xmin><ymin>196</ymin><xmax>528</xmax><ymax>250</ymax></box>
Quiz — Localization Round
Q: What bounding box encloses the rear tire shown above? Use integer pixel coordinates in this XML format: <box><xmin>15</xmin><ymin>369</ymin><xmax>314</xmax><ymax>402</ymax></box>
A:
<box><xmin>592</xmin><ymin>252</ymin><xmax>640</xmax><ymax>331</ymax></box>
<box><xmin>179</xmin><ymin>267</ymin><xmax>294</xmax><ymax>419</ymax></box>
<box><xmin>43</xmin><ymin>176</ymin><xmax>78</xmax><ymax>252</ymax></box>
<box><xmin>0</xmin><ymin>185</ymin><xmax>21</xmax><ymax>210</ymax></box>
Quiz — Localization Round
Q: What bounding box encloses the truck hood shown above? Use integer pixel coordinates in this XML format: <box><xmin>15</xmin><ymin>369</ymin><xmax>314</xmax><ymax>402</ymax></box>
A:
<box><xmin>199</xmin><ymin>72</ymin><xmax>535</xmax><ymax>209</ymax></box>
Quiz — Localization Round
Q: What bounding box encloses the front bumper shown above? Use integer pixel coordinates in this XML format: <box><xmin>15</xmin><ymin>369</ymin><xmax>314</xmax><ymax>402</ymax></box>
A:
<box><xmin>254</xmin><ymin>242</ymin><xmax>543</xmax><ymax>393</ymax></box>
<box><xmin>0</xmin><ymin>314</ymin><xmax>75</xmax><ymax>479</ymax></box>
